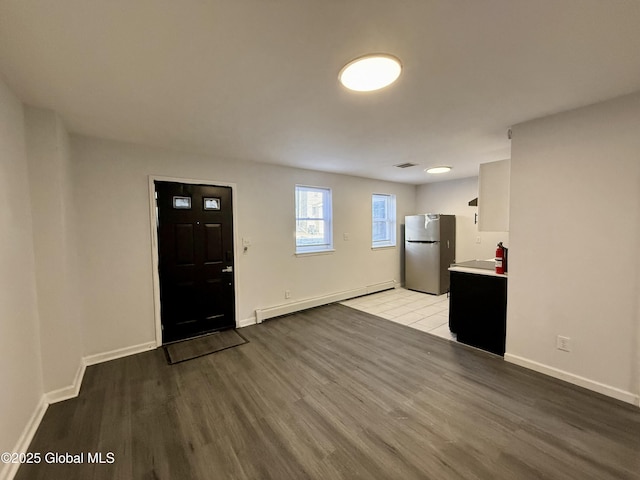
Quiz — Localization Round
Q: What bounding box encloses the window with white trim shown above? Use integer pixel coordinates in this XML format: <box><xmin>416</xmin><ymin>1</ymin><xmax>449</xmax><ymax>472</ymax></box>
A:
<box><xmin>295</xmin><ymin>185</ymin><xmax>333</xmax><ymax>254</ymax></box>
<box><xmin>372</xmin><ymin>193</ymin><xmax>396</xmax><ymax>248</ymax></box>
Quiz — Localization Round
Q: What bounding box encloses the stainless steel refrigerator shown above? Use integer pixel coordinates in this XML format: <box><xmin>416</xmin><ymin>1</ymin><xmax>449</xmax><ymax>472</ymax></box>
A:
<box><xmin>404</xmin><ymin>214</ymin><xmax>456</xmax><ymax>295</ymax></box>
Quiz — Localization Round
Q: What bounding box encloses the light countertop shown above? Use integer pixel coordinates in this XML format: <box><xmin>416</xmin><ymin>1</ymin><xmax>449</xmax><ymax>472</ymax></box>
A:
<box><xmin>448</xmin><ymin>260</ymin><xmax>508</xmax><ymax>278</ymax></box>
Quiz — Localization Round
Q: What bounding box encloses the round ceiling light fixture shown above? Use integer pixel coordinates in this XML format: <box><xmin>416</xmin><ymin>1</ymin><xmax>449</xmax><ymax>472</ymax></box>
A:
<box><xmin>339</xmin><ymin>54</ymin><xmax>402</xmax><ymax>92</ymax></box>
<box><xmin>425</xmin><ymin>166</ymin><xmax>452</xmax><ymax>174</ymax></box>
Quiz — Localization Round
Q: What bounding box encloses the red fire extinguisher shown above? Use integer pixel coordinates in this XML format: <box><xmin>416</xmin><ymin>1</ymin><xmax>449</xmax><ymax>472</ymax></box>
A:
<box><xmin>495</xmin><ymin>242</ymin><xmax>505</xmax><ymax>274</ymax></box>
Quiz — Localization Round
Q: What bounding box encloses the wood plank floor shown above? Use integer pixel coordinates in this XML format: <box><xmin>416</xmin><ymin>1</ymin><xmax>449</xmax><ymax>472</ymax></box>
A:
<box><xmin>16</xmin><ymin>304</ymin><xmax>640</xmax><ymax>480</ymax></box>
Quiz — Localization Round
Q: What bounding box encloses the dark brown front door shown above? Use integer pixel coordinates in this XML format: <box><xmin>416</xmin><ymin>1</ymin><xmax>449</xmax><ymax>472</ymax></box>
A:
<box><xmin>155</xmin><ymin>181</ymin><xmax>235</xmax><ymax>343</ymax></box>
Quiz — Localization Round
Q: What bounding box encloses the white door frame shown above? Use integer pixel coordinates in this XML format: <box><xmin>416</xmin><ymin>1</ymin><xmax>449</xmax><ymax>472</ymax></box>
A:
<box><xmin>147</xmin><ymin>175</ymin><xmax>240</xmax><ymax>347</ymax></box>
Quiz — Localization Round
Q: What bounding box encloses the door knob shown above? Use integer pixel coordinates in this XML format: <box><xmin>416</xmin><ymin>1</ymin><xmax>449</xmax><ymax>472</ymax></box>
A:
<box><xmin>222</xmin><ymin>266</ymin><xmax>233</xmax><ymax>273</ymax></box>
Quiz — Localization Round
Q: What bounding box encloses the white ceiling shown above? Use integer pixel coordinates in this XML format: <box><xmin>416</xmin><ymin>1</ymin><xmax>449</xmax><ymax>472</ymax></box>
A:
<box><xmin>1</xmin><ymin>0</ymin><xmax>639</xmax><ymax>185</ymax></box>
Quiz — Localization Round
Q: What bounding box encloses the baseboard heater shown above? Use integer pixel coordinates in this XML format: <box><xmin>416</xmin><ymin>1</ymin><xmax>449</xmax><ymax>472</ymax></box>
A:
<box><xmin>254</xmin><ymin>280</ymin><xmax>396</xmax><ymax>323</ymax></box>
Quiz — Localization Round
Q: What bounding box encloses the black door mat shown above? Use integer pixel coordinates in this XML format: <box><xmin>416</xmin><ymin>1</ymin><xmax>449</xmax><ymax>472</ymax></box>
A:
<box><xmin>164</xmin><ymin>329</ymin><xmax>248</xmax><ymax>364</ymax></box>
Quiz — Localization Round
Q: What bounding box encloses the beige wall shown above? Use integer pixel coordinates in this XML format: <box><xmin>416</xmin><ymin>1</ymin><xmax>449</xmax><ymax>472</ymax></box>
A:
<box><xmin>507</xmin><ymin>92</ymin><xmax>640</xmax><ymax>404</ymax></box>
<box><xmin>416</xmin><ymin>177</ymin><xmax>509</xmax><ymax>263</ymax></box>
<box><xmin>0</xmin><ymin>80</ymin><xmax>44</xmax><ymax>473</ymax></box>
<box><xmin>71</xmin><ymin>136</ymin><xmax>417</xmax><ymax>356</ymax></box>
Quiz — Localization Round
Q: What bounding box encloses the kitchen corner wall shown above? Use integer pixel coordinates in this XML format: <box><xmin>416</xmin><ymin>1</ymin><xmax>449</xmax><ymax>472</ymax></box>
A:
<box><xmin>70</xmin><ymin>135</ymin><xmax>416</xmax><ymax>357</ymax></box>
<box><xmin>507</xmin><ymin>91</ymin><xmax>640</xmax><ymax>404</ymax></box>
<box><xmin>416</xmin><ymin>177</ymin><xmax>509</xmax><ymax>263</ymax></box>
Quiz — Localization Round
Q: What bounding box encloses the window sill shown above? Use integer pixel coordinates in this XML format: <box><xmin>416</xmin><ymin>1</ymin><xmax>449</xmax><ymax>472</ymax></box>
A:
<box><xmin>295</xmin><ymin>249</ymin><xmax>336</xmax><ymax>257</ymax></box>
<box><xmin>372</xmin><ymin>244</ymin><xmax>396</xmax><ymax>250</ymax></box>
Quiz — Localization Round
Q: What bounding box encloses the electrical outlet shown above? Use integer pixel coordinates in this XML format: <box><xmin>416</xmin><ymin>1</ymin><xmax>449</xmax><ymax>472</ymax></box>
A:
<box><xmin>557</xmin><ymin>335</ymin><xmax>571</xmax><ymax>352</ymax></box>
<box><xmin>475</xmin><ymin>236</ymin><xmax>481</xmax><ymax>244</ymax></box>
<box><xmin>285</xmin><ymin>290</ymin><xmax>291</xmax><ymax>299</ymax></box>
<box><xmin>343</xmin><ymin>233</ymin><xmax>350</xmax><ymax>241</ymax></box>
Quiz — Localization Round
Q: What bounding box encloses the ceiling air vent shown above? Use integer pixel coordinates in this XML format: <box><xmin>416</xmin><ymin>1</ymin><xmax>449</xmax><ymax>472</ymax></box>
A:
<box><xmin>394</xmin><ymin>162</ymin><xmax>418</xmax><ymax>168</ymax></box>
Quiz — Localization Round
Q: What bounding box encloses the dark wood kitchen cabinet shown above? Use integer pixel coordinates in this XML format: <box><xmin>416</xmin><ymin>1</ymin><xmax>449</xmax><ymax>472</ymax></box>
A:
<box><xmin>448</xmin><ymin>269</ymin><xmax>507</xmax><ymax>356</ymax></box>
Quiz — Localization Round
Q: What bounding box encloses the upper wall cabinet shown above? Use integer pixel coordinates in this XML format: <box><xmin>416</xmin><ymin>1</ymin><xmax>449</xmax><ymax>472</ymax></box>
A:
<box><xmin>478</xmin><ymin>159</ymin><xmax>510</xmax><ymax>232</ymax></box>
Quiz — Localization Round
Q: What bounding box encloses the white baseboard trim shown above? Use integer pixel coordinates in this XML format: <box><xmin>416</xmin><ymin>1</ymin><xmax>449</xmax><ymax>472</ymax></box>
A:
<box><xmin>83</xmin><ymin>341</ymin><xmax>156</xmax><ymax>366</ymax></box>
<box><xmin>238</xmin><ymin>316</ymin><xmax>257</xmax><ymax>328</ymax></box>
<box><xmin>44</xmin><ymin>360</ymin><xmax>87</xmax><ymax>404</ymax></box>
<box><xmin>1</xmin><ymin>397</ymin><xmax>48</xmax><ymax>480</ymax></box>
<box><xmin>505</xmin><ymin>353</ymin><xmax>640</xmax><ymax>406</ymax></box>
<box><xmin>45</xmin><ymin>341</ymin><xmax>156</xmax><ymax>403</ymax></box>
<box><xmin>44</xmin><ymin>341</ymin><xmax>157</xmax><ymax>406</ymax></box>
<box><xmin>3</xmin><ymin>339</ymin><xmax>171</xmax><ymax>480</ymax></box>
<box><xmin>255</xmin><ymin>281</ymin><xmax>396</xmax><ymax>323</ymax></box>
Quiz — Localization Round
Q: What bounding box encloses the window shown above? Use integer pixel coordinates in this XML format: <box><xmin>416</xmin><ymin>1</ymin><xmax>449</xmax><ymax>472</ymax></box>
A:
<box><xmin>295</xmin><ymin>185</ymin><xmax>333</xmax><ymax>254</ymax></box>
<box><xmin>372</xmin><ymin>193</ymin><xmax>396</xmax><ymax>248</ymax></box>
<box><xmin>173</xmin><ymin>196</ymin><xmax>191</xmax><ymax>209</ymax></box>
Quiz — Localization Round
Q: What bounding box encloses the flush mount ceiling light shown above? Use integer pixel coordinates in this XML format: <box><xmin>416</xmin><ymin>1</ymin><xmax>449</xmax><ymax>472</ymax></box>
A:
<box><xmin>339</xmin><ymin>54</ymin><xmax>402</xmax><ymax>92</ymax></box>
<box><xmin>425</xmin><ymin>166</ymin><xmax>452</xmax><ymax>174</ymax></box>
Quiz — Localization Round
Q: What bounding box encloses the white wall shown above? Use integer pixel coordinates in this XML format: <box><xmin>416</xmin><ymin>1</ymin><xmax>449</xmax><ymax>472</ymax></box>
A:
<box><xmin>0</xmin><ymin>79</ymin><xmax>44</xmax><ymax>475</ymax></box>
<box><xmin>478</xmin><ymin>159</ymin><xmax>510</xmax><ymax>232</ymax></box>
<box><xmin>71</xmin><ymin>136</ymin><xmax>416</xmax><ymax>356</ymax></box>
<box><xmin>25</xmin><ymin>107</ymin><xmax>84</xmax><ymax>394</ymax></box>
<box><xmin>416</xmin><ymin>177</ymin><xmax>509</xmax><ymax>263</ymax></box>
<box><xmin>507</xmin><ymin>92</ymin><xmax>640</xmax><ymax>404</ymax></box>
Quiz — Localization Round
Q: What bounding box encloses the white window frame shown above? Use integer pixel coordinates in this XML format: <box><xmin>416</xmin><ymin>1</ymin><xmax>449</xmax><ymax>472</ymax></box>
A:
<box><xmin>372</xmin><ymin>193</ymin><xmax>396</xmax><ymax>248</ymax></box>
<box><xmin>295</xmin><ymin>185</ymin><xmax>334</xmax><ymax>254</ymax></box>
